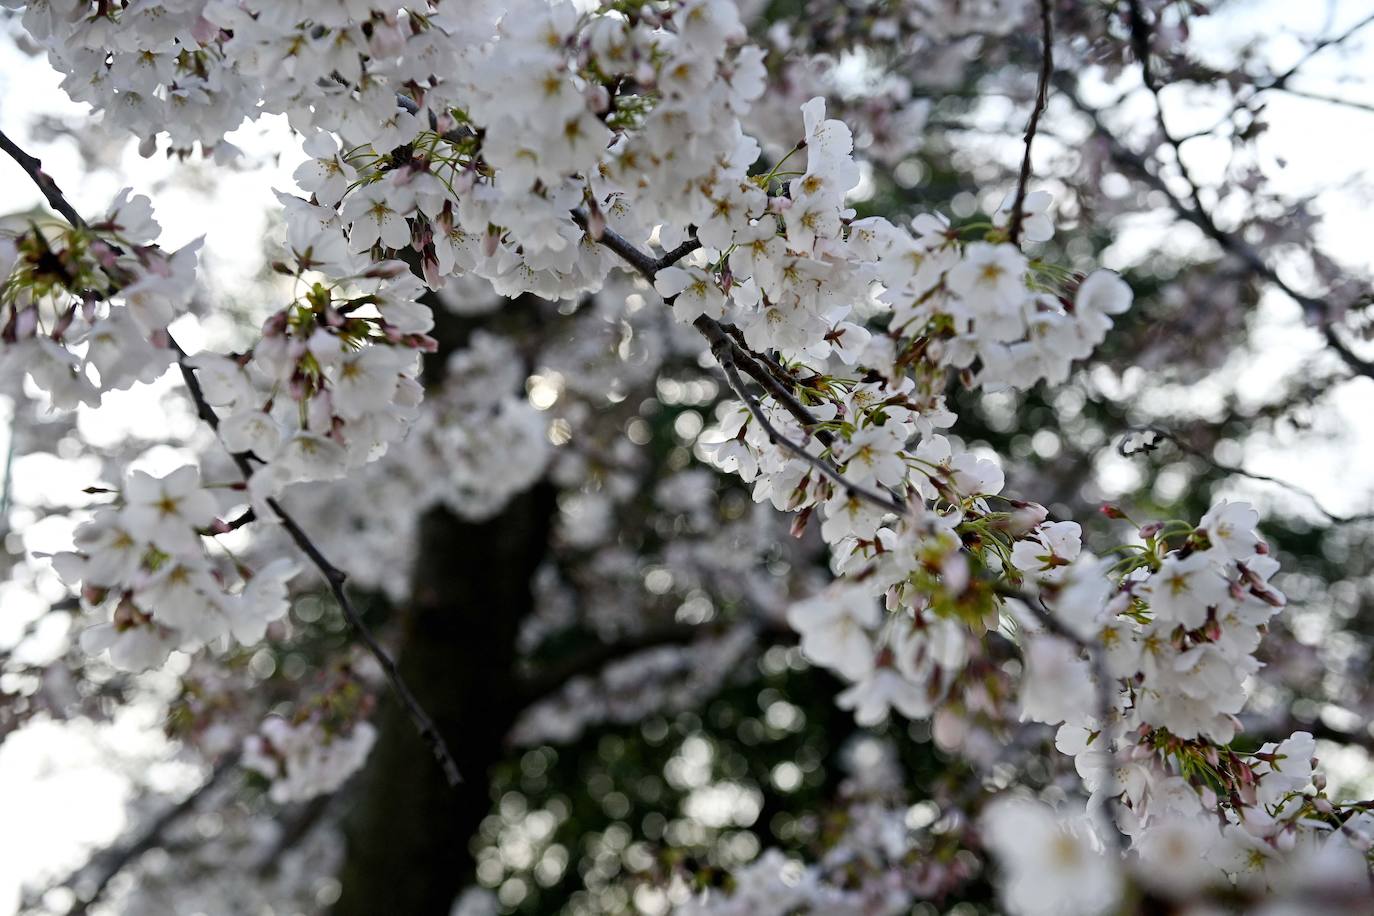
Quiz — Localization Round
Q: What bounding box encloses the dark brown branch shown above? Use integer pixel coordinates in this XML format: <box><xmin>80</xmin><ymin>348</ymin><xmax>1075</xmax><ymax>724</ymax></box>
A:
<box><xmin>571</xmin><ymin>208</ymin><xmax>701</xmax><ymax>275</ymax></box>
<box><xmin>700</xmin><ymin>319</ymin><xmax>907</xmax><ymax>515</ymax></box>
<box><xmin>0</xmin><ymin>129</ymin><xmax>87</xmax><ymax>229</ymax></box>
<box><xmin>216</xmin><ymin>507</ymin><xmax>257</xmax><ymax>533</ymax></box>
<box><xmin>0</xmin><ymin>132</ymin><xmax>462</xmax><ymax>787</ymax></box>
<box><xmin>1007</xmin><ymin>0</ymin><xmax>1053</xmax><ymax>247</ymax></box>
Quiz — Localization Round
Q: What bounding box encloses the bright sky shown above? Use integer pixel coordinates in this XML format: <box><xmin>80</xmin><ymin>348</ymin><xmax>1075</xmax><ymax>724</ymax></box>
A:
<box><xmin>1</xmin><ymin>1</ymin><xmax>1373</xmax><ymax>911</ymax></box>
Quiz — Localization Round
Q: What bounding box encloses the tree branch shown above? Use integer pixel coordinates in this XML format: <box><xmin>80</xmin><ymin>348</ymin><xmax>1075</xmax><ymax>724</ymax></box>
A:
<box><xmin>1054</xmin><ymin>76</ymin><xmax>1374</xmax><ymax>381</ymax></box>
<box><xmin>172</xmin><ymin>343</ymin><xmax>462</xmax><ymax>786</ymax></box>
<box><xmin>0</xmin><ymin>129</ymin><xmax>87</xmax><ymax>230</ymax></box>
<box><xmin>701</xmin><ymin>320</ymin><xmax>907</xmax><ymax>515</ymax></box>
<box><xmin>1007</xmin><ymin>0</ymin><xmax>1053</xmax><ymax>247</ymax></box>
<box><xmin>1117</xmin><ymin>425</ymin><xmax>1374</xmax><ymax>524</ymax></box>
<box><xmin>1265</xmin><ymin>85</ymin><xmax>1374</xmax><ymax>115</ymax></box>
<box><xmin>0</xmin><ymin>130</ymin><xmax>462</xmax><ymax>787</ymax></box>
<box><xmin>1259</xmin><ymin>10</ymin><xmax>1374</xmax><ymax>93</ymax></box>
<box><xmin>572</xmin><ymin>210</ymin><xmax>908</xmax><ymax>517</ymax></box>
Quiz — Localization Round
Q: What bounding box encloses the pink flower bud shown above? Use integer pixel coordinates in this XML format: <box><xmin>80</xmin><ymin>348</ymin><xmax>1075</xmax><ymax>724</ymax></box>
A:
<box><xmin>408</xmin><ymin>333</ymin><xmax>439</xmax><ymax>353</ymax></box>
<box><xmin>190</xmin><ymin>15</ymin><xmax>219</xmax><ymax>44</ymax></box>
<box><xmin>1008</xmin><ymin>504</ymin><xmax>1048</xmax><ymax>535</ymax></box>
<box><xmin>362</xmin><ymin>262</ymin><xmax>406</xmax><ymax>279</ymax></box>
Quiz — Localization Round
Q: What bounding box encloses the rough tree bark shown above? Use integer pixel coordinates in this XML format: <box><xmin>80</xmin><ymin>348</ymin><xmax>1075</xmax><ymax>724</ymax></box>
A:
<box><xmin>333</xmin><ymin>296</ymin><xmax>558</xmax><ymax>914</ymax></box>
<box><xmin>333</xmin><ymin>485</ymin><xmax>557</xmax><ymax>915</ymax></box>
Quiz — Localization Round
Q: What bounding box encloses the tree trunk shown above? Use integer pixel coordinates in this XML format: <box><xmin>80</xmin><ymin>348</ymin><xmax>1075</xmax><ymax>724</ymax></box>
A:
<box><xmin>333</xmin><ymin>482</ymin><xmax>556</xmax><ymax>915</ymax></box>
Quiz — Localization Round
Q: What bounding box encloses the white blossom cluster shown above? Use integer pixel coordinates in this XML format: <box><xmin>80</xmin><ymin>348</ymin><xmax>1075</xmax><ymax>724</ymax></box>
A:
<box><xmin>5</xmin><ymin>0</ymin><xmax>1371</xmax><ymax>911</ymax></box>
<box><xmin>50</xmin><ymin>466</ymin><xmax>297</xmax><ymax>670</ymax></box>
<box><xmin>679</xmin><ymin>738</ymin><xmax>970</xmax><ymax>914</ymax></box>
<box><xmin>405</xmin><ymin>331</ymin><xmax>552</xmax><ymax>521</ymax></box>
<box><xmin>242</xmin><ymin>713</ymin><xmax>378</xmax><ymax>804</ymax></box>
<box><xmin>980</xmin><ymin>745</ymin><xmax>1374</xmax><ymax>916</ymax></box>
<box><xmin>772</xmin><ymin>493</ymin><xmax>1373</xmax><ymax>913</ymax></box>
<box><xmin>0</xmin><ymin>190</ymin><xmax>197</xmax><ymax>408</ymax></box>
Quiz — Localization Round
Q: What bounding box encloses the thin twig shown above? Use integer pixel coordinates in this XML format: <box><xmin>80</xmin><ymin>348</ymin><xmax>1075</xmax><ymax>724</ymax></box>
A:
<box><xmin>708</xmin><ymin>326</ymin><xmax>907</xmax><ymax>515</ymax></box>
<box><xmin>173</xmin><ymin>344</ymin><xmax>462</xmax><ymax>786</ymax></box>
<box><xmin>1259</xmin><ymin>10</ymin><xmax>1374</xmax><ymax>93</ymax></box>
<box><xmin>1055</xmin><ymin>74</ymin><xmax>1374</xmax><ymax>380</ymax></box>
<box><xmin>1008</xmin><ymin>0</ymin><xmax>1053</xmax><ymax>247</ymax></box>
<box><xmin>0</xmin><ymin>130</ymin><xmax>462</xmax><ymax>787</ymax></box>
<box><xmin>0</xmin><ymin>129</ymin><xmax>87</xmax><ymax>229</ymax></box>
<box><xmin>1266</xmin><ymin>85</ymin><xmax>1374</xmax><ymax>114</ymax></box>
<box><xmin>1118</xmin><ymin>425</ymin><xmax>1374</xmax><ymax>524</ymax></box>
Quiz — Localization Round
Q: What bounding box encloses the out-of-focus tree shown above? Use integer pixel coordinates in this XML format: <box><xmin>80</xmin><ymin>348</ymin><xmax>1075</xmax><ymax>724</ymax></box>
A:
<box><xmin>1</xmin><ymin>2</ymin><xmax>1373</xmax><ymax>915</ymax></box>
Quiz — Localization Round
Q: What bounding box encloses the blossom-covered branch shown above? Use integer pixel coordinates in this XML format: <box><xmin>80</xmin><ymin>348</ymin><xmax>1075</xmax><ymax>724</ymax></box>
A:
<box><xmin>0</xmin><ymin>129</ymin><xmax>461</xmax><ymax>787</ymax></box>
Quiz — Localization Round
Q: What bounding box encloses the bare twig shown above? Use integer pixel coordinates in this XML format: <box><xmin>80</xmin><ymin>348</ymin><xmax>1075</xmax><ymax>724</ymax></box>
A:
<box><xmin>1054</xmin><ymin>76</ymin><xmax>1374</xmax><ymax>380</ymax></box>
<box><xmin>1118</xmin><ymin>425</ymin><xmax>1374</xmax><ymax>524</ymax></box>
<box><xmin>1007</xmin><ymin>0</ymin><xmax>1053</xmax><ymax>247</ymax></box>
<box><xmin>1127</xmin><ymin>2</ymin><xmax>1374</xmax><ymax>378</ymax></box>
<box><xmin>0</xmin><ymin>129</ymin><xmax>87</xmax><ymax>229</ymax></box>
<box><xmin>1265</xmin><ymin>85</ymin><xmax>1374</xmax><ymax>115</ymax></box>
<box><xmin>0</xmin><ymin>130</ymin><xmax>462</xmax><ymax>787</ymax></box>
<box><xmin>1259</xmin><ymin>10</ymin><xmax>1374</xmax><ymax>93</ymax></box>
